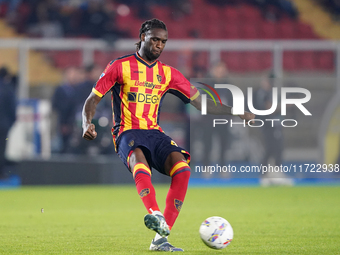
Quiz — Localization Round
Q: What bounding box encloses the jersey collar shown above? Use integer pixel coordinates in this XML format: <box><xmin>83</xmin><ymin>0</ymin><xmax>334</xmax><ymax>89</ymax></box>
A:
<box><xmin>135</xmin><ymin>52</ymin><xmax>158</xmax><ymax>68</ymax></box>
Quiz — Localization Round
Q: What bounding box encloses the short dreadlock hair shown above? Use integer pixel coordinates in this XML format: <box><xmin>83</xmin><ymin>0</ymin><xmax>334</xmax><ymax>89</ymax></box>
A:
<box><xmin>135</xmin><ymin>18</ymin><xmax>167</xmax><ymax>51</ymax></box>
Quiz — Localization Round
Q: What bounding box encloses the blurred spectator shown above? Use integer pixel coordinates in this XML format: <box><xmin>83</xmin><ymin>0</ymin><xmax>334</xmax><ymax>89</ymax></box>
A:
<box><xmin>197</xmin><ymin>61</ymin><xmax>232</xmax><ymax>167</ymax></box>
<box><xmin>77</xmin><ymin>64</ymin><xmax>102</xmax><ymax>110</ymax></box>
<box><xmin>27</xmin><ymin>0</ymin><xmax>64</xmax><ymax>38</ymax></box>
<box><xmin>206</xmin><ymin>0</ymin><xmax>238</xmax><ymax>6</ymax></box>
<box><xmin>277</xmin><ymin>0</ymin><xmax>299</xmax><ymax>19</ymax></box>
<box><xmin>250</xmin><ymin>0</ymin><xmax>299</xmax><ymax>21</ymax></box>
<box><xmin>117</xmin><ymin>0</ymin><xmax>152</xmax><ymax>19</ymax></box>
<box><xmin>79</xmin><ymin>0</ymin><xmax>111</xmax><ymax>38</ymax></box>
<box><xmin>317</xmin><ymin>0</ymin><xmax>340</xmax><ymax>20</ymax></box>
<box><xmin>208</xmin><ymin>61</ymin><xmax>233</xmax><ymax>166</ymax></box>
<box><xmin>254</xmin><ymin>72</ymin><xmax>283</xmax><ymax>166</ymax></box>
<box><xmin>74</xmin><ymin>0</ymin><xmax>127</xmax><ymax>41</ymax></box>
<box><xmin>6</xmin><ymin>0</ymin><xmax>126</xmax><ymax>39</ymax></box>
<box><xmin>116</xmin><ymin>0</ymin><xmax>192</xmax><ymax>20</ymax></box>
<box><xmin>209</xmin><ymin>61</ymin><xmax>230</xmax><ymax>80</ymax></box>
<box><xmin>192</xmin><ymin>65</ymin><xmax>206</xmax><ymax>78</ymax></box>
<box><xmin>66</xmin><ymin>64</ymin><xmax>114</xmax><ymax>155</ymax></box>
<box><xmin>192</xmin><ymin>52</ymin><xmax>207</xmax><ymax>78</ymax></box>
<box><xmin>169</xmin><ymin>0</ymin><xmax>192</xmax><ymax>21</ymax></box>
<box><xmin>3</xmin><ymin>0</ymin><xmax>301</xmax><ymax>39</ymax></box>
<box><xmin>52</xmin><ymin>67</ymin><xmax>83</xmax><ymax>153</ymax></box>
<box><xmin>74</xmin><ymin>64</ymin><xmax>102</xmax><ymax>143</ymax></box>
<box><xmin>0</xmin><ymin>67</ymin><xmax>17</xmax><ymax>179</ymax></box>
<box><xmin>0</xmin><ymin>0</ymin><xmax>22</xmax><ymax>17</ymax></box>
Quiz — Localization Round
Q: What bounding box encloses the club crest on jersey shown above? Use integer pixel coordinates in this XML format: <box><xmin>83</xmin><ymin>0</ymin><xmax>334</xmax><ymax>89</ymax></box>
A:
<box><xmin>157</xmin><ymin>74</ymin><xmax>162</xmax><ymax>83</ymax></box>
<box><xmin>139</xmin><ymin>188</ymin><xmax>150</xmax><ymax>198</ymax></box>
<box><xmin>174</xmin><ymin>199</ymin><xmax>183</xmax><ymax>212</ymax></box>
<box><xmin>128</xmin><ymin>140</ymin><xmax>134</xmax><ymax>147</ymax></box>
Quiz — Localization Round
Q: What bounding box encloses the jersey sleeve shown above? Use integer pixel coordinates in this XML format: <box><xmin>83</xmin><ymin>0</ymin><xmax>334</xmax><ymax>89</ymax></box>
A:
<box><xmin>92</xmin><ymin>60</ymin><xmax>122</xmax><ymax>97</ymax></box>
<box><xmin>168</xmin><ymin>67</ymin><xmax>200</xmax><ymax>104</ymax></box>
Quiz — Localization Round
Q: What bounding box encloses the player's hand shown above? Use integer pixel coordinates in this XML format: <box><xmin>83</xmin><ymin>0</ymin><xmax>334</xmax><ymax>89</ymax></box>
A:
<box><xmin>82</xmin><ymin>123</ymin><xmax>97</xmax><ymax>140</ymax></box>
<box><xmin>239</xmin><ymin>111</ymin><xmax>255</xmax><ymax>124</ymax></box>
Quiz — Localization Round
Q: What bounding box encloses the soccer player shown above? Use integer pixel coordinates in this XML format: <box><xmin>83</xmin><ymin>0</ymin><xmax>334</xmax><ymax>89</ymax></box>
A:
<box><xmin>82</xmin><ymin>18</ymin><xmax>254</xmax><ymax>252</ymax></box>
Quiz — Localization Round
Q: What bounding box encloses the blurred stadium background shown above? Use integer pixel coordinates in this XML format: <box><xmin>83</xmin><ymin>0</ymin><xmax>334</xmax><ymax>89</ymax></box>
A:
<box><xmin>0</xmin><ymin>0</ymin><xmax>340</xmax><ymax>187</ymax></box>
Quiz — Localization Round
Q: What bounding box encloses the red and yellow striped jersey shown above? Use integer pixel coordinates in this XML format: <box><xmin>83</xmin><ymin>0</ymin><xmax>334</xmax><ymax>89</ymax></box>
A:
<box><xmin>92</xmin><ymin>52</ymin><xmax>199</xmax><ymax>137</ymax></box>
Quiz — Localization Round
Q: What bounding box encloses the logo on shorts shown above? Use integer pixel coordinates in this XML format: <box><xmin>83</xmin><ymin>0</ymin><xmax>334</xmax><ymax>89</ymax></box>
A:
<box><xmin>128</xmin><ymin>140</ymin><xmax>134</xmax><ymax>147</ymax></box>
<box><xmin>174</xmin><ymin>199</ymin><xmax>183</xmax><ymax>212</ymax></box>
<box><xmin>157</xmin><ymin>74</ymin><xmax>162</xmax><ymax>83</ymax></box>
<box><xmin>139</xmin><ymin>188</ymin><xmax>150</xmax><ymax>198</ymax></box>
<box><xmin>171</xmin><ymin>140</ymin><xmax>178</xmax><ymax>147</ymax></box>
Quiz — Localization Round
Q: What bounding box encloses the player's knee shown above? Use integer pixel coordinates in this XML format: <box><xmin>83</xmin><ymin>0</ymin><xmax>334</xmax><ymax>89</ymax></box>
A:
<box><xmin>177</xmin><ymin>169</ymin><xmax>191</xmax><ymax>180</ymax></box>
<box><xmin>172</xmin><ymin>168</ymin><xmax>190</xmax><ymax>186</ymax></box>
<box><xmin>132</xmin><ymin>162</ymin><xmax>152</xmax><ymax>179</ymax></box>
<box><xmin>129</xmin><ymin>147</ymin><xmax>149</xmax><ymax>172</ymax></box>
<box><xmin>170</xmin><ymin>161</ymin><xmax>191</xmax><ymax>179</ymax></box>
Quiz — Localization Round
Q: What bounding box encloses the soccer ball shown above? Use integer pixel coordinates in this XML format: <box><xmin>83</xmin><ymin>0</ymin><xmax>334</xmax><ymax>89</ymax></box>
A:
<box><xmin>199</xmin><ymin>216</ymin><xmax>233</xmax><ymax>249</ymax></box>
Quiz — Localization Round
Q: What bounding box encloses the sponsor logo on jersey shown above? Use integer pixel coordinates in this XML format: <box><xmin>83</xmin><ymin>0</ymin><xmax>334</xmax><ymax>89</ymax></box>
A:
<box><xmin>135</xmin><ymin>80</ymin><xmax>162</xmax><ymax>89</ymax></box>
<box><xmin>127</xmin><ymin>92</ymin><xmax>137</xmax><ymax>102</ymax></box>
<box><xmin>127</xmin><ymin>92</ymin><xmax>159</xmax><ymax>104</ymax></box>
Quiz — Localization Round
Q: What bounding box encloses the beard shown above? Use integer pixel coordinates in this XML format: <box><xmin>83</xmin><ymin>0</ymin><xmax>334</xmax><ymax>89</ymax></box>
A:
<box><xmin>145</xmin><ymin>47</ymin><xmax>161</xmax><ymax>62</ymax></box>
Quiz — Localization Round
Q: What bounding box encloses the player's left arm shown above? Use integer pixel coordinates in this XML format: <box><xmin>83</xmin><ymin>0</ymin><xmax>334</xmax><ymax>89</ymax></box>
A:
<box><xmin>190</xmin><ymin>94</ymin><xmax>255</xmax><ymax>122</ymax></box>
<box><xmin>167</xmin><ymin>67</ymin><xmax>254</xmax><ymax>122</ymax></box>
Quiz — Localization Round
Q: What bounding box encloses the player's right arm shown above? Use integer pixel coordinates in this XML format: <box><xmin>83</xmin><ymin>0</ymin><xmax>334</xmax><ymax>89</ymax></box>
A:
<box><xmin>82</xmin><ymin>59</ymin><xmax>122</xmax><ymax>140</ymax></box>
<box><xmin>82</xmin><ymin>92</ymin><xmax>101</xmax><ymax>140</ymax></box>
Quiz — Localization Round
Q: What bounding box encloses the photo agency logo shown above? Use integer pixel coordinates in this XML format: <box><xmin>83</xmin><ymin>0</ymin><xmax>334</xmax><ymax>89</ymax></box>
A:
<box><xmin>197</xmin><ymin>82</ymin><xmax>312</xmax><ymax>127</ymax></box>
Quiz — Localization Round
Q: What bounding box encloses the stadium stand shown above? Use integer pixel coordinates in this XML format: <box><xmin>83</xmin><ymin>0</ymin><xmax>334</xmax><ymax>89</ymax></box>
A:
<box><xmin>0</xmin><ymin>0</ymin><xmax>334</xmax><ymax>76</ymax></box>
<box><xmin>0</xmin><ymin>20</ymin><xmax>62</xmax><ymax>85</ymax></box>
<box><xmin>295</xmin><ymin>0</ymin><xmax>340</xmax><ymax>39</ymax></box>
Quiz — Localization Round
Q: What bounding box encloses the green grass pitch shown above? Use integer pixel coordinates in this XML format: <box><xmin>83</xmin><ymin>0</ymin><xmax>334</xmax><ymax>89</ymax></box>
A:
<box><xmin>1</xmin><ymin>185</ymin><xmax>340</xmax><ymax>254</ymax></box>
